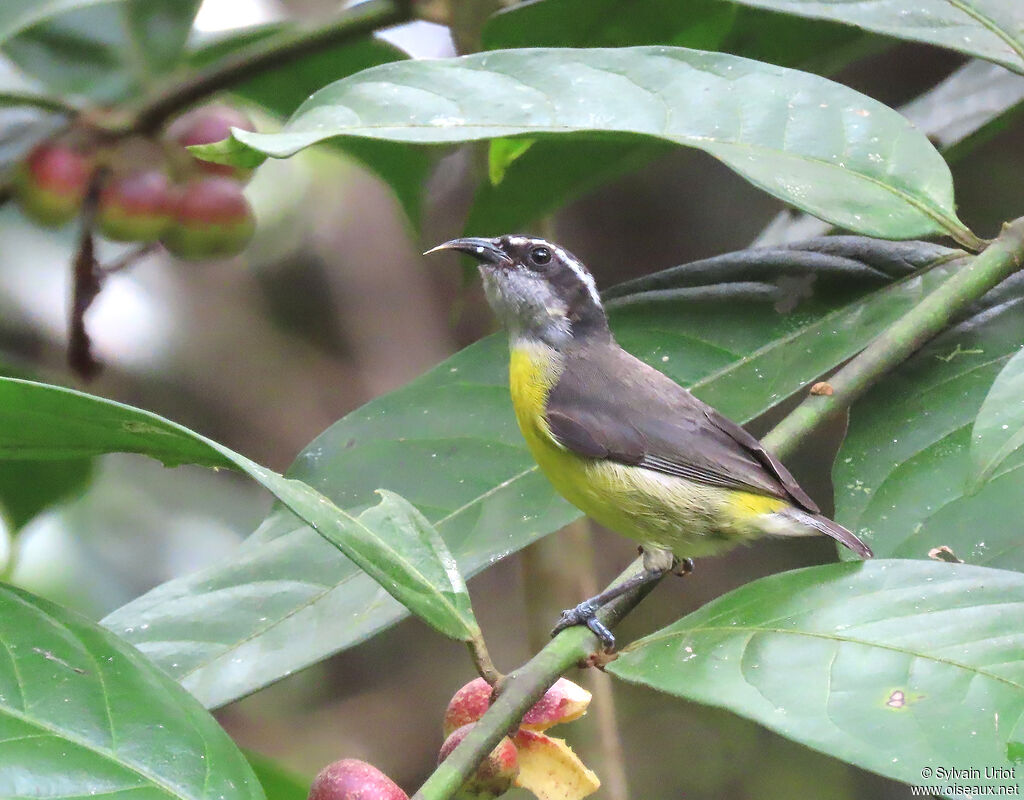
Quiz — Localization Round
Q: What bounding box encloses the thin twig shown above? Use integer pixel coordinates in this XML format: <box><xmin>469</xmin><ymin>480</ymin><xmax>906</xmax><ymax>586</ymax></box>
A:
<box><xmin>67</xmin><ymin>168</ymin><xmax>108</xmax><ymax>380</ymax></box>
<box><xmin>763</xmin><ymin>217</ymin><xmax>1024</xmax><ymax>461</ymax></box>
<box><xmin>100</xmin><ymin>242</ymin><xmax>160</xmax><ymax>275</ymax></box>
<box><xmin>131</xmin><ymin>0</ymin><xmax>412</xmax><ymax>135</ymax></box>
<box><xmin>0</xmin><ymin>91</ymin><xmax>80</xmax><ymax>116</ymax></box>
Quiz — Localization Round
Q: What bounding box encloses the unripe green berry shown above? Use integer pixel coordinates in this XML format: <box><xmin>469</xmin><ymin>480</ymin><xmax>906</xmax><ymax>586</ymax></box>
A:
<box><xmin>160</xmin><ymin>176</ymin><xmax>255</xmax><ymax>260</ymax></box>
<box><xmin>166</xmin><ymin>104</ymin><xmax>255</xmax><ymax>181</ymax></box>
<box><xmin>97</xmin><ymin>170</ymin><xmax>174</xmax><ymax>243</ymax></box>
<box><xmin>14</xmin><ymin>140</ymin><xmax>92</xmax><ymax>227</ymax></box>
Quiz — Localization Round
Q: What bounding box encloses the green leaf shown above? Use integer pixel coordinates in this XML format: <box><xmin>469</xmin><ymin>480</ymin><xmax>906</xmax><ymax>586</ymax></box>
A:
<box><xmin>900</xmin><ymin>59</ymin><xmax>1024</xmax><ymax>162</ymax></box>
<box><xmin>200</xmin><ymin>47</ymin><xmax>971</xmax><ymax>243</ymax></box>
<box><xmin>488</xmin><ymin>136</ymin><xmax>534</xmax><ymax>185</ymax></box>
<box><xmin>0</xmin><ymin>0</ymin><xmax>120</xmax><ymax>44</ymax></box>
<box><xmin>609</xmin><ymin>559</ymin><xmax>1024</xmax><ymax>787</ymax></box>
<box><xmin>0</xmin><ymin>582</ymin><xmax>263</xmax><ymax>798</ymax></box>
<box><xmin>471</xmin><ymin>5</ymin><xmax>877</xmax><ymax>241</ymax></box>
<box><xmin>467</xmin><ymin>138</ymin><xmax>668</xmax><ymax>233</ymax></box>
<box><xmin>727</xmin><ymin>0</ymin><xmax>1024</xmax><ymax>74</ymax></box>
<box><xmin>970</xmin><ymin>345</ymin><xmax>1024</xmax><ymax>491</ymax></box>
<box><xmin>482</xmin><ymin>0</ymin><xmax>737</xmax><ymax>49</ymax></box>
<box><xmin>3</xmin><ymin>0</ymin><xmax>201</xmax><ymax>103</ymax></box>
<box><xmin>0</xmin><ymin>377</ymin><xmax>479</xmax><ymax>643</ymax></box>
<box><xmin>0</xmin><ymin>458</ymin><xmax>92</xmax><ymax>531</ymax></box>
<box><xmin>105</xmin><ymin>238</ymin><xmax>962</xmax><ymax>709</ymax></box>
<box><xmin>246</xmin><ymin>751</ymin><xmax>309</xmax><ymax>800</ymax></box>
<box><xmin>755</xmin><ymin>59</ymin><xmax>1024</xmax><ymax>246</ymax></box>
<box><xmin>834</xmin><ymin>276</ymin><xmax>1024</xmax><ymax>568</ymax></box>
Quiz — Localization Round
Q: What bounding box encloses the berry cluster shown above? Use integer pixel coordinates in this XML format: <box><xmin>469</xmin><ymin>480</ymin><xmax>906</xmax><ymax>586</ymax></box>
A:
<box><xmin>308</xmin><ymin>677</ymin><xmax>599</xmax><ymax>800</ymax></box>
<box><xmin>12</xmin><ymin>104</ymin><xmax>256</xmax><ymax>260</ymax></box>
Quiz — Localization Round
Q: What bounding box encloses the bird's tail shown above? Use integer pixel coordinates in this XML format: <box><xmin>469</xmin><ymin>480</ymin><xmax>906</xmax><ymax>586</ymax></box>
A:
<box><xmin>782</xmin><ymin>508</ymin><xmax>873</xmax><ymax>558</ymax></box>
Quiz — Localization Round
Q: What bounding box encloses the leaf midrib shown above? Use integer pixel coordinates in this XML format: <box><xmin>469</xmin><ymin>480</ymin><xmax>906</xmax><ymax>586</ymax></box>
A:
<box><xmin>626</xmin><ymin>622</ymin><xmax>1024</xmax><ymax>692</ymax></box>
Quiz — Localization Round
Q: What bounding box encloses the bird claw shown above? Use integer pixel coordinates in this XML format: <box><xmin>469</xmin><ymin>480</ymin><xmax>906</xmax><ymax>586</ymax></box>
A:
<box><xmin>551</xmin><ymin>600</ymin><xmax>616</xmax><ymax>650</ymax></box>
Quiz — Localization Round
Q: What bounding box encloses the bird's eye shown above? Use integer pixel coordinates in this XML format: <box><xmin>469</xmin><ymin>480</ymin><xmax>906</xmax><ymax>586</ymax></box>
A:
<box><xmin>529</xmin><ymin>246</ymin><xmax>552</xmax><ymax>267</ymax></box>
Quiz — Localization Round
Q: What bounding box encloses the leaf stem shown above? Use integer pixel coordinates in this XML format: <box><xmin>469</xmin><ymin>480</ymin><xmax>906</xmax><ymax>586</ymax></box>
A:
<box><xmin>0</xmin><ymin>91</ymin><xmax>80</xmax><ymax>116</ymax></box>
<box><xmin>763</xmin><ymin>217</ymin><xmax>1024</xmax><ymax>460</ymax></box>
<box><xmin>466</xmin><ymin>633</ymin><xmax>504</xmax><ymax>687</ymax></box>
<box><xmin>130</xmin><ymin>0</ymin><xmax>413</xmax><ymax>135</ymax></box>
<box><xmin>412</xmin><ymin>560</ymin><xmax>660</xmax><ymax>800</ymax></box>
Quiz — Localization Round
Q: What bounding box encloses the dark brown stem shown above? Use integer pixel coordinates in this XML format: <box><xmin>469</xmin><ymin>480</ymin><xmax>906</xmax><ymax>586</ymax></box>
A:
<box><xmin>131</xmin><ymin>0</ymin><xmax>411</xmax><ymax>135</ymax></box>
<box><xmin>68</xmin><ymin>169</ymin><xmax>108</xmax><ymax>381</ymax></box>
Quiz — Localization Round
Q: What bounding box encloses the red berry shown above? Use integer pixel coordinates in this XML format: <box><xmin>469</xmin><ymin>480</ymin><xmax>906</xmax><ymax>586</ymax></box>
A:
<box><xmin>160</xmin><ymin>176</ymin><xmax>255</xmax><ymax>260</ymax></box>
<box><xmin>97</xmin><ymin>170</ymin><xmax>174</xmax><ymax>242</ymax></box>
<box><xmin>166</xmin><ymin>104</ymin><xmax>255</xmax><ymax>179</ymax></box>
<box><xmin>438</xmin><ymin>724</ymin><xmax>518</xmax><ymax>799</ymax></box>
<box><xmin>308</xmin><ymin>759</ymin><xmax>408</xmax><ymax>800</ymax></box>
<box><xmin>14</xmin><ymin>141</ymin><xmax>92</xmax><ymax>226</ymax></box>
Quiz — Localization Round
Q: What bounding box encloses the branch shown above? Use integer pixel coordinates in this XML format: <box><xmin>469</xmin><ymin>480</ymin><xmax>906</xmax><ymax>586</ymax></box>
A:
<box><xmin>68</xmin><ymin>168</ymin><xmax>108</xmax><ymax>380</ymax></box>
<box><xmin>0</xmin><ymin>91</ymin><xmax>80</xmax><ymax>116</ymax></box>
<box><xmin>411</xmin><ymin>219</ymin><xmax>1024</xmax><ymax>800</ymax></box>
<box><xmin>412</xmin><ymin>560</ymin><xmax>659</xmax><ymax>800</ymax></box>
<box><xmin>130</xmin><ymin>0</ymin><xmax>412</xmax><ymax>135</ymax></box>
<box><xmin>763</xmin><ymin>217</ymin><xmax>1024</xmax><ymax>460</ymax></box>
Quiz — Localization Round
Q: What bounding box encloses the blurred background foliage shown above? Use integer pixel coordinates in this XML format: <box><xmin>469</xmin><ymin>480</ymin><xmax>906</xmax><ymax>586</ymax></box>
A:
<box><xmin>1</xmin><ymin>0</ymin><xmax>1022</xmax><ymax>798</ymax></box>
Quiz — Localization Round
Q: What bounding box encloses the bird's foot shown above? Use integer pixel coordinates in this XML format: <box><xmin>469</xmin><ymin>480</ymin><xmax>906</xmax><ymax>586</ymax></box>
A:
<box><xmin>551</xmin><ymin>600</ymin><xmax>616</xmax><ymax>650</ymax></box>
<box><xmin>672</xmin><ymin>557</ymin><xmax>695</xmax><ymax>577</ymax></box>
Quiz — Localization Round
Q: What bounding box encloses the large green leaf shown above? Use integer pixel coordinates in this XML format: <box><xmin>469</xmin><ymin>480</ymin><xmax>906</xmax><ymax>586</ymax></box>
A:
<box><xmin>728</xmin><ymin>0</ymin><xmax>1024</xmax><ymax>74</ymax></box>
<box><xmin>470</xmin><ymin>1</ymin><xmax>878</xmax><ymax>236</ymax></box>
<box><xmin>0</xmin><ymin>458</ymin><xmax>92</xmax><ymax>531</ymax></box>
<box><xmin>482</xmin><ymin>0</ymin><xmax>737</xmax><ymax>49</ymax></box>
<box><xmin>246</xmin><ymin>751</ymin><xmax>308</xmax><ymax>800</ymax></box>
<box><xmin>198</xmin><ymin>47</ymin><xmax>972</xmax><ymax>243</ymax></box>
<box><xmin>834</xmin><ymin>275</ymin><xmax>1024</xmax><ymax>568</ymax></box>
<box><xmin>105</xmin><ymin>239</ymin><xmax>965</xmax><ymax>709</ymax></box>
<box><xmin>608</xmin><ymin>559</ymin><xmax>1024</xmax><ymax>788</ymax></box>
<box><xmin>970</xmin><ymin>345</ymin><xmax>1024</xmax><ymax>491</ymax></box>
<box><xmin>0</xmin><ymin>582</ymin><xmax>263</xmax><ymax>798</ymax></box>
<box><xmin>3</xmin><ymin>0</ymin><xmax>201</xmax><ymax>103</ymax></box>
<box><xmin>755</xmin><ymin>58</ymin><xmax>1024</xmax><ymax>246</ymax></box>
<box><xmin>0</xmin><ymin>377</ymin><xmax>480</xmax><ymax>643</ymax></box>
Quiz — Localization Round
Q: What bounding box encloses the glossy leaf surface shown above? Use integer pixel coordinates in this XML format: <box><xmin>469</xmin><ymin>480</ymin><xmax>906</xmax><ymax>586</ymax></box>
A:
<box><xmin>727</xmin><ymin>0</ymin><xmax>1024</xmax><ymax>74</ymax></box>
<box><xmin>0</xmin><ymin>377</ymin><xmax>479</xmax><ymax>645</ymax></box>
<box><xmin>0</xmin><ymin>583</ymin><xmax>262</xmax><ymax>798</ymax></box>
<box><xmin>199</xmin><ymin>47</ymin><xmax>970</xmax><ymax>242</ymax></box>
<box><xmin>610</xmin><ymin>560</ymin><xmax>1024</xmax><ymax>787</ymax></box>
<box><xmin>970</xmin><ymin>345</ymin><xmax>1024</xmax><ymax>490</ymax></box>
<box><xmin>834</xmin><ymin>276</ymin><xmax>1024</xmax><ymax>568</ymax></box>
<box><xmin>3</xmin><ymin>0</ymin><xmax>201</xmax><ymax>102</ymax></box>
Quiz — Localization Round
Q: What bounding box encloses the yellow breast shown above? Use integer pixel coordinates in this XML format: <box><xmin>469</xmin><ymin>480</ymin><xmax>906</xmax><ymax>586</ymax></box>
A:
<box><xmin>508</xmin><ymin>341</ymin><xmax>787</xmax><ymax>557</ymax></box>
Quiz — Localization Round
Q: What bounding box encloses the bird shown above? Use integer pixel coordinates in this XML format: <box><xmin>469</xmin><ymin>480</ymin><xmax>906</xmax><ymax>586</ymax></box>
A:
<box><xmin>425</xmin><ymin>234</ymin><xmax>872</xmax><ymax>647</ymax></box>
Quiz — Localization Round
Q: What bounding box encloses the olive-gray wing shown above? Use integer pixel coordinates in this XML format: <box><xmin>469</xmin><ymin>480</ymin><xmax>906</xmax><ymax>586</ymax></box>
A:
<box><xmin>545</xmin><ymin>343</ymin><xmax>819</xmax><ymax>513</ymax></box>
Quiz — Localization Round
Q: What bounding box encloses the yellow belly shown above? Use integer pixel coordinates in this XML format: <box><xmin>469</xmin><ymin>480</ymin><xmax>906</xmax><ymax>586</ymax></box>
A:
<box><xmin>509</xmin><ymin>343</ymin><xmax>786</xmax><ymax>557</ymax></box>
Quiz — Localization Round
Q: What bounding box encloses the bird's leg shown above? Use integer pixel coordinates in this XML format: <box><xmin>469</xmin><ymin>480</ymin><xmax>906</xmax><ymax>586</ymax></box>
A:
<box><xmin>550</xmin><ymin>547</ymin><xmax>681</xmax><ymax>649</ymax></box>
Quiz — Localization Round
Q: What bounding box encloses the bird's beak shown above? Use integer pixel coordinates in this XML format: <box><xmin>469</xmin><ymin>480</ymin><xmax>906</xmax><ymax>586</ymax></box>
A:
<box><xmin>423</xmin><ymin>237</ymin><xmax>512</xmax><ymax>267</ymax></box>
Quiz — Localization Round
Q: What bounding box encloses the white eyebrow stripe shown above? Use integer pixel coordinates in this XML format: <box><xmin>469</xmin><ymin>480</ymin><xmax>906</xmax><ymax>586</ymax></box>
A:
<box><xmin>553</xmin><ymin>245</ymin><xmax>602</xmax><ymax>307</ymax></box>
